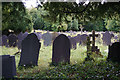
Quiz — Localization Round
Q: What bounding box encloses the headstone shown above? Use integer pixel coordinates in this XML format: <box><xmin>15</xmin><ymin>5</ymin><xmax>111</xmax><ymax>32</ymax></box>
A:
<box><xmin>107</xmin><ymin>42</ymin><xmax>120</xmax><ymax>63</ymax></box>
<box><xmin>52</xmin><ymin>34</ymin><xmax>71</xmax><ymax>65</ymax></box>
<box><xmin>8</xmin><ymin>34</ymin><xmax>18</xmax><ymax>47</ymax></box>
<box><xmin>102</xmin><ymin>31</ymin><xmax>114</xmax><ymax>45</ymax></box>
<box><xmin>33</xmin><ymin>32</ymin><xmax>42</xmax><ymax>40</ymax></box>
<box><xmin>69</xmin><ymin>37</ymin><xmax>77</xmax><ymax>49</ymax></box>
<box><xmin>51</xmin><ymin>32</ymin><xmax>59</xmax><ymax>41</ymax></box>
<box><xmin>17</xmin><ymin>32</ymin><xmax>23</xmax><ymax>50</ymax></box>
<box><xmin>22</xmin><ymin>32</ymin><xmax>29</xmax><ymax>40</ymax></box>
<box><xmin>2</xmin><ymin>35</ymin><xmax>8</xmax><ymax>47</ymax></box>
<box><xmin>80</xmin><ymin>34</ymin><xmax>88</xmax><ymax>45</ymax></box>
<box><xmin>42</xmin><ymin>31</ymin><xmax>52</xmax><ymax>46</ymax></box>
<box><xmin>0</xmin><ymin>55</ymin><xmax>16</xmax><ymax>78</ymax></box>
<box><xmin>19</xmin><ymin>33</ymin><xmax>41</xmax><ymax>67</ymax></box>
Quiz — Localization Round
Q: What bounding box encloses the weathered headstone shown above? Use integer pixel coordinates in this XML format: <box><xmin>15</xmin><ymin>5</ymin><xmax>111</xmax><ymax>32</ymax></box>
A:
<box><xmin>102</xmin><ymin>31</ymin><xmax>114</xmax><ymax>45</ymax></box>
<box><xmin>22</xmin><ymin>32</ymin><xmax>29</xmax><ymax>40</ymax></box>
<box><xmin>33</xmin><ymin>32</ymin><xmax>42</xmax><ymax>40</ymax></box>
<box><xmin>52</xmin><ymin>34</ymin><xmax>71</xmax><ymax>65</ymax></box>
<box><xmin>51</xmin><ymin>32</ymin><xmax>59</xmax><ymax>41</ymax></box>
<box><xmin>42</xmin><ymin>31</ymin><xmax>52</xmax><ymax>46</ymax></box>
<box><xmin>69</xmin><ymin>37</ymin><xmax>77</xmax><ymax>49</ymax></box>
<box><xmin>8</xmin><ymin>34</ymin><xmax>18</xmax><ymax>47</ymax></box>
<box><xmin>0</xmin><ymin>55</ymin><xmax>16</xmax><ymax>78</ymax></box>
<box><xmin>107</xmin><ymin>42</ymin><xmax>120</xmax><ymax>63</ymax></box>
<box><xmin>80</xmin><ymin>34</ymin><xmax>88</xmax><ymax>45</ymax></box>
<box><xmin>17</xmin><ymin>32</ymin><xmax>23</xmax><ymax>50</ymax></box>
<box><xmin>2</xmin><ymin>35</ymin><xmax>8</xmax><ymax>47</ymax></box>
<box><xmin>19</xmin><ymin>33</ymin><xmax>41</xmax><ymax>67</ymax></box>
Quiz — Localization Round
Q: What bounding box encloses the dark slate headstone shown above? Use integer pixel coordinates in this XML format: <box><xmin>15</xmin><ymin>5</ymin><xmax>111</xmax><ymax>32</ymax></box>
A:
<box><xmin>52</xmin><ymin>34</ymin><xmax>71</xmax><ymax>65</ymax></box>
<box><xmin>42</xmin><ymin>31</ymin><xmax>52</xmax><ymax>46</ymax></box>
<box><xmin>19</xmin><ymin>33</ymin><xmax>41</xmax><ymax>67</ymax></box>
<box><xmin>107</xmin><ymin>42</ymin><xmax>120</xmax><ymax>63</ymax></box>
<box><xmin>17</xmin><ymin>32</ymin><xmax>23</xmax><ymax>50</ymax></box>
<box><xmin>0</xmin><ymin>55</ymin><xmax>16</xmax><ymax>78</ymax></box>
<box><xmin>8</xmin><ymin>34</ymin><xmax>18</xmax><ymax>47</ymax></box>
<box><xmin>2</xmin><ymin>35</ymin><xmax>8</xmax><ymax>47</ymax></box>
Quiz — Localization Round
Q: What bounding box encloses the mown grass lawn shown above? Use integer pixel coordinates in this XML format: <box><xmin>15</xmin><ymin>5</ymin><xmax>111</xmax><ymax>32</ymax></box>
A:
<box><xmin>1</xmin><ymin>33</ymin><xmax>120</xmax><ymax>79</ymax></box>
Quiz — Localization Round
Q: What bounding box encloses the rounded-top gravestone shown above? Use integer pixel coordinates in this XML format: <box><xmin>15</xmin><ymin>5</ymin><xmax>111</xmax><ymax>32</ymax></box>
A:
<box><xmin>52</xmin><ymin>34</ymin><xmax>71</xmax><ymax>65</ymax></box>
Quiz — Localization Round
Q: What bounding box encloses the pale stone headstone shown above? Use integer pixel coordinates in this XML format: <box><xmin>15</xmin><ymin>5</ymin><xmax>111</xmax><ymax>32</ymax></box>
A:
<box><xmin>42</xmin><ymin>31</ymin><xmax>52</xmax><ymax>46</ymax></box>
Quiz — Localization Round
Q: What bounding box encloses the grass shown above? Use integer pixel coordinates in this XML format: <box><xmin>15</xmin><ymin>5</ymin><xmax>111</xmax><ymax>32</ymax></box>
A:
<box><xmin>1</xmin><ymin>32</ymin><xmax>120</xmax><ymax>79</ymax></box>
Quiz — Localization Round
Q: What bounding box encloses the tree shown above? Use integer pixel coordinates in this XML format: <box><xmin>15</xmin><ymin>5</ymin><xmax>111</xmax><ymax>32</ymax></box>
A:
<box><xmin>2</xmin><ymin>2</ymin><xmax>33</xmax><ymax>35</ymax></box>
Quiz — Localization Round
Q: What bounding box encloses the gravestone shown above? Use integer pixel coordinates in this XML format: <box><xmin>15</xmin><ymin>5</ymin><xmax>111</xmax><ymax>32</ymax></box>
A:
<box><xmin>2</xmin><ymin>35</ymin><xmax>8</xmax><ymax>47</ymax></box>
<box><xmin>69</xmin><ymin>37</ymin><xmax>77</xmax><ymax>49</ymax></box>
<box><xmin>22</xmin><ymin>32</ymin><xmax>29</xmax><ymax>40</ymax></box>
<box><xmin>42</xmin><ymin>31</ymin><xmax>52</xmax><ymax>46</ymax></box>
<box><xmin>8</xmin><ymin>34</ymin><xmax>18</xmax><ymax>47</ymax></box>
<box><xmin>33</xmin><ymin>32</ymin><xmax>42</xmax><ymax>40</ymax></box>
<box><xmin>107</xmin><ymin>42</ymin><xmax>120</xmax><ymax>63</ymax></box>
<box><xmin>19</xmin><ymin>33</ymin><xmax>41</xmax><ymax>67</ymax></box>
<box><xmin>51</xmin><ymin>32</ymin><xmax>59</xmax><ymax>41</ymax></box>
<box><xmin>52</xmin><ymin>34</ymin><xmax>71</xmax><ymax>65</ymax></box>
<box><xmin>37</xmin><ymin>32</ymin><xmax>42</xmax><ymax>40</ymax></box>
<box><xmin>102</xmin><ymin>31</ymin><xmax>114</xmax><ymax>45</ymax></box>
<box><xmin>17</xmin><ymin>32</ymin><xmax>23</xmax><ymax>50</ymax></box>
<box><xmin>0</xmin><ymin>55</ymin><xmax>16</xmax><ymax>78</ymax></box>
<box><xmin>80</xmin><ymin>34</ymin><xmax>88</xmax><ymax>45</ymax></box>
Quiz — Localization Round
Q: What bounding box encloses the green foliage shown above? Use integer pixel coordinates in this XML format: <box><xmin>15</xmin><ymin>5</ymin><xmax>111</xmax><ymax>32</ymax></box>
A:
<box><xmin>2</xmin><ymin>2</ymin><xmax>33</xmax><ymax>34</ymax></box>
<box><xmin>71</xmin><ymin>19</ymin><xmax>79</xmax><ymax>31</ymax></box>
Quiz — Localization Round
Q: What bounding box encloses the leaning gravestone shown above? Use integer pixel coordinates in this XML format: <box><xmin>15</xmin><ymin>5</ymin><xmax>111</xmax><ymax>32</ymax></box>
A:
<box><xmin>107</xmin><ymin>42</ymin><xmax>120</xmax><ymax>63</ymax></box>
<box><xmin>19</xmin><ymin>33</ymin><xmax>41</xmax><ymax>67</ymax></box>
<box><xmin>42</xmin><ymin>31</ymin><xmax>52</xmax><ymax>46</ymax></box>
<box><xmin>0</xmin><ymin>55</ymin><xmax>16</xmax><ymax>78</ymax></box>
<box><xmin>2</xmin><ymin>35</ymin><xmax>8</xmax><ymax>47</ymax></box>
<box><xmin>52</xmin><ymin>34</ymin><xmax>71</xmax><ymax>65</ymax></box>
<box><xmin>8</xmin><ymin>34</ymin><xmax>18</xmax><ymax>47</ymax></box>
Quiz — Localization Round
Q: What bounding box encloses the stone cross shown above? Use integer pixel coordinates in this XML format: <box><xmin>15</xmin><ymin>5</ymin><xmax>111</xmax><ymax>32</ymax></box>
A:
<box><xmin>89</xmin><ymin>30</ymin><xmax>98</xmax><ymax>52</ymax></box>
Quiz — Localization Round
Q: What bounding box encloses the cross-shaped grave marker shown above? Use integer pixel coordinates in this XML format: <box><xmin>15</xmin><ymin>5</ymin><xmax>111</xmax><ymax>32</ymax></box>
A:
<box><xmin>89</xmin><ymin>30</ymin><xmax>99</xmax><ymax>53</ymax></box>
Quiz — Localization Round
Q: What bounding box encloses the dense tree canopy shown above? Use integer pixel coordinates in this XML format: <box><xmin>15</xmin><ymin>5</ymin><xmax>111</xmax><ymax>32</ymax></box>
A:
<box><xmin>2</xmin><ymin>2</ymin><xmax>33</xmax><ymax>35</ymax></box>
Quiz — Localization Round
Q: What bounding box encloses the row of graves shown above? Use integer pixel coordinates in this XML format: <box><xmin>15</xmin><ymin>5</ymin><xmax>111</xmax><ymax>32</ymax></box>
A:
<box><xmin>1</xmin><ymin>30</ymin><xmax>120</xmax><ymax>78</ymax></box>
<box><xmin>1</xmin><ymin>30</ymin><xmax>120</xmax><ymax>50</ymax></box>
